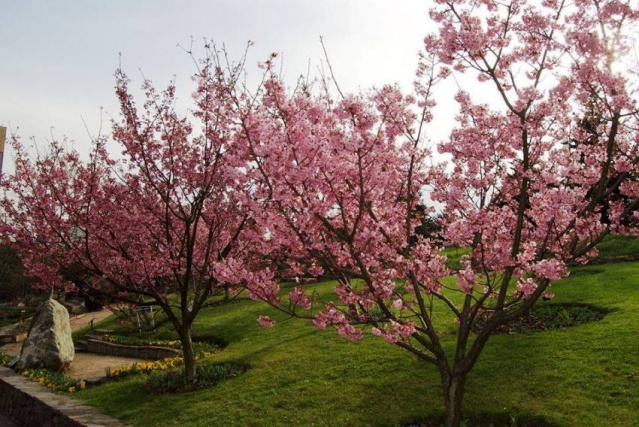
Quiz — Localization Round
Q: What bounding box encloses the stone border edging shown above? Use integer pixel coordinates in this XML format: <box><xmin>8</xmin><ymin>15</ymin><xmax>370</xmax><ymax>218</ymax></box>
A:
<box><xmin>82</xmin><ymin>339</ymin><xmax>181</xmax><ymax>360</ymax></box>
<box><xmin>0</xmin><ymin>366</ymin><xmax>129</xmax><ymax>427</ymax></box>
<box><xmin>0</xmin><ymin>331</ymin><xmax>27</xmax><ymax>344</ymax></box>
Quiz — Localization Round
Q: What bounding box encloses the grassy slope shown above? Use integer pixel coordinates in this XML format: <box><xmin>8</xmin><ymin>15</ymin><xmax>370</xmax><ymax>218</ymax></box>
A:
<box><xmin>73</xmin><ymin>262</ymin><xmax>639</xmax><ymax>426</ymax></box>
<box><xmin>595</xmin><ymin>235</ymin><xmax>639</xmax><ymax>259</ymax></box>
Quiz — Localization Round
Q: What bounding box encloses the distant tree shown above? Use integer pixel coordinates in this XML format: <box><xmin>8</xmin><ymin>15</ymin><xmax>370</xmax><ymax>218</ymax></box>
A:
<box><xmin>0</xmin><ymin>244</ymin><xmax>35</xmax><ymax>302</ymax></box>
<box><xmin>414</xmin><ymin>206</ymin><xmax>445</xmax><ymax>242</ymax></box>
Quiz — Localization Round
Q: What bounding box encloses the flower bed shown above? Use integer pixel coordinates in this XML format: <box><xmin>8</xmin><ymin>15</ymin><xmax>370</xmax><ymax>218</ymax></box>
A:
<box><xmin>473</xmin><ymin>303</ymin><xmax>609</xmax><ymax>334</ymax></box>
<box><xmin>97</xmin><ymin>334</ymin><xmax>221</xmax><ymax>355</ymax></box>
<box><xmin>18</xmin><ymin>368</ymin><xmax>84</xmax><ymax>393</ymax></box>
<box><xmin>145</xmin><ymin>362</ymin><xmax>249</xmax><ymax>393</ymax></box>
<box><xmin>0</xmin><ymin>354</ymin><xmax>13</xmax><ymax>367</ymax></box>
<box><xmin>105</xmin><ymin>356</ymin><xmax>185</xmax><ymax>380</ymax></box>
<box><xmin>99</xmin><ymin>335</ymin><xmax>182</xmax><ymax>349</ymax></box>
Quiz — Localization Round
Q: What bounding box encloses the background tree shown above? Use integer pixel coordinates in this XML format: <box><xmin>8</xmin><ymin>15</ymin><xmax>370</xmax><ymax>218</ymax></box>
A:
<box><xmin>240</xmin><ymin>1</ymin><xmax>639</xmax><ymax>425</ymax></box>
<box><xmin>0</xmin><ymin>50</ymin><xmax>262</xmax><ymax>381</ymax></box>
<box><xmin>0</xmin><ymin>244</ymin><xmax>35</xmax><ymax>303</ymax></box>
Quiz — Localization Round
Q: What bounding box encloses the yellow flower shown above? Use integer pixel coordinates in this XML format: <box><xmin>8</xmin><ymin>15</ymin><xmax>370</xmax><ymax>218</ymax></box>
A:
<box><xmin>68</xmin><ymin>387</ymin><xmax>76</xmax><ymax>393</ymax></box>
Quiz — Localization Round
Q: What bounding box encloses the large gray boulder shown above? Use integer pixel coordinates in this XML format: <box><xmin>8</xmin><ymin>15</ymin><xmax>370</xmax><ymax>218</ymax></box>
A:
<box><xmin>16</xmin><ymin>298</ymin><xmax>75</xmax><ymax>371</ymax></box>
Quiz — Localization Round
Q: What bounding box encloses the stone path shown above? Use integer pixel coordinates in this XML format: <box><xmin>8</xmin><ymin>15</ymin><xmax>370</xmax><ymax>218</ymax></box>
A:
<box><xmin>1</xmin><ymin>309</ymin><xmax>152</xmax><ymax>382</ymax></box>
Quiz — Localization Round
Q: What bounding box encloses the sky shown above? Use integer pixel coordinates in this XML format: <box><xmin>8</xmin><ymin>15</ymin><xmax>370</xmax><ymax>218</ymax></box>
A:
<box><xmin>0</xmin><ymin>0</ymin><xmax>439</xmax><ymax>173</ymax></box>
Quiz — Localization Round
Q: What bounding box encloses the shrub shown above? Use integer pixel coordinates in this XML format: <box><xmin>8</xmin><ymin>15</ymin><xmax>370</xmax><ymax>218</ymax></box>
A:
<box><xmin>474</xmin><ymin>303</ymin><xmax>609</xmax><ymax>334</ymax></box>
<box><xmin>0</xmin><ymin>353</ymin><xmax>14</xmax><ymax>366</ymax></box>
<box><xmin>99</xmin><ymin>334</ymin><xmax>182</xmax><ymax>349</ymax></box>
<box><xmin>105</xmin><ymin>356</ymin><xmax>185</xmax><ymax>380</ymax></box>
<box><xmin>146</xmin><ymin>362</ymin><xmax>248</xmax><ymax>393</ymax></box>
<box><xmin>99</xmin><ymin>334</ymin><xmax>221</xmax><ymax>357</ymax></box>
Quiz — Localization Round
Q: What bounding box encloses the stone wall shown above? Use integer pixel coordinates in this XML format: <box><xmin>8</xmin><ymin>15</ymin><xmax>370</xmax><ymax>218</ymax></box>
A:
<box><xmin>0</xmin><ymin>332</ymin><xmax>27</xmax><ymax>344</ymax></box>
<box><xmin>0</xmin><ymin>367</ymin><xmax>127</xmax><ymax>427</ymax></box>
<box><xmin>83</xmin><ymin>339</ymin><xmax>180</xmax><ymax>360</ymax></box>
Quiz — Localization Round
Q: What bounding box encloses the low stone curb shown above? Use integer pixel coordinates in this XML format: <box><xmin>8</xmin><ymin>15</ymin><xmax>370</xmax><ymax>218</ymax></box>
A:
<box><xmin>79</xmin><ymin>339</ymin><xmax>181</xmax><ymax>360</ymax></box>
<box><xmin>0</xmin><ymin>366</ymin><xmax>129</xmax><ymax>427</ymax></box>
<box><xmin>0</xmin><ymin>331</ymin><xmax>27</xmax><ymax>345</ymax></box>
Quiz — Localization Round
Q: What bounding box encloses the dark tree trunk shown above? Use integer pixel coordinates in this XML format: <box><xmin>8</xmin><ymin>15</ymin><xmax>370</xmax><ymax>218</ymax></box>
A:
<box><xmin>179</xmin><ymin>326</ymin><xmax>197</xmax><ymax>382</ymax></box>
<box><xmin>442</xmin><ymin>372</ymin><xmax>467</xmax><ymax>427</ymax></box>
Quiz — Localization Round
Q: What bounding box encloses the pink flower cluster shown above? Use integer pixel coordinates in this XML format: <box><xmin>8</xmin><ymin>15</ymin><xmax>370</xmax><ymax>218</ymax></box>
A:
<box><xmin>514</xmin><ymin>278</ymin><xmax>538</xmax><ymax>300</ymax></box>
<box><xmin>288</xmin><ymin>287</ymin><xmax>311</xmax><ymax>310</ymax></box>
<box><xmin>371</xmin><ymin>321</ymin><xmax>416</xmax><ymax>344</ymax></box>
<box><xmin>312</xmin><ymin>305</ymin><xmax>363</xmax><ymax>341</ymax></box>
<box><xmin>257</xmin><ymin>315</ymin><xmax>276</xmax><ymax>328</ymax></box>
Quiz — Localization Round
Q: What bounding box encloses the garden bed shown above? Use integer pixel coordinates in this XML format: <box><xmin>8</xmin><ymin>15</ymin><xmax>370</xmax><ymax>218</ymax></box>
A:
<box><xmin>79</xmin><ymin>338</ymin><xmax>181</xmax><ymax>360</ymax></box>
<box><xmin>473</xmin><ymin>303</ymin><xmax>610</xmax><ymax>334</ymax></box>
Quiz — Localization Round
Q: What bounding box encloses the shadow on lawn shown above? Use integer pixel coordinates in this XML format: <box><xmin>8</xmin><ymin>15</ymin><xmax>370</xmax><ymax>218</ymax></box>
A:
<box><xmin>405</xmin><ymin>411</ymin><xmax>559</xmax><ymax>427</ymax></box>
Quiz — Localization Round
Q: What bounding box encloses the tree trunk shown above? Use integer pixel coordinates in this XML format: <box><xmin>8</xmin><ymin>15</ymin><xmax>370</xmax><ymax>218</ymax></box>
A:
<box><xmin>443</xmin><ymin>373</ymin><xmax>467</xmax><ymax>427</ymax></box>
<box><xmin>179</xmin><ymin>326</ymin><xmax>197</xmax><ymax>382</ymax></box>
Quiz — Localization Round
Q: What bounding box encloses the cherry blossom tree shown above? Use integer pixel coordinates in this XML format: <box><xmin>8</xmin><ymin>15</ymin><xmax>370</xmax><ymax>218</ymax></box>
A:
<box><xmin>240</xmin><ymin>1</ymin><xmax>639</xmax><ymax>425</ymax></box>
<box><xmin>0</xmin><ymin>51</ymin><xmax>261</xmax><ymax>381</ymax></box>
<box><xmin>1</xmin><ymin>0</ymin><xmax>637</xmax><ymax>422</ymax></box>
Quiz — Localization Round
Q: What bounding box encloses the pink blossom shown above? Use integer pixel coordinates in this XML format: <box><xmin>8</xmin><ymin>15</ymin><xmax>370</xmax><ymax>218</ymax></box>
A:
<box><xmin>514</xmin><ymin>278</ymin><xmax>538</xmax><ymax>300</ymax></box>
<box><xmin>336</xmin><ymin>323</ymin><xmax>363</xmax><ymax>342</ymax></box>
<box><xmin>532</xmin><ymin>259</ymin><xmax>567</xmax><ymax>281</ymax></box>
<box><xmin>289</xmin><ymin>287</ymin><xmax>311</xmax><ymax>310</ymax></box>
<box><xmin>456</xmin><ymin>260</ymin><xmax>475</xmax><ymax>294</ymax></box>
<box><xmin>371</xmin><ymin>321</ymin><xmax>415</xmax><ymax>343</ymax></box>
<box><xmin>392</xmin><ymin>299</ymin><xmax>405</xmax><ymax>310</ymax></box>
<box><xmin>312</xmin><ymin>305</ymin><xmax>345</xmax><ymax>330</ymax></box>
<box><xmin>257</xmin><ymin>315</ymin><xmax>276</xmax><ymax>328</ymax></box>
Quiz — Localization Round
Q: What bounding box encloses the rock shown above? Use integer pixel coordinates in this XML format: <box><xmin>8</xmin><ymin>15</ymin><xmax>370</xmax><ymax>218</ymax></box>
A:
<box><xmin>16</xmin><ymin>299</ymin><xmax>75</xmax><ymax>371</ymax></box>
<box><xmin>61</xmin><ymin>299</ymin><xmax>86</xmax><ymax>315</ymax></box>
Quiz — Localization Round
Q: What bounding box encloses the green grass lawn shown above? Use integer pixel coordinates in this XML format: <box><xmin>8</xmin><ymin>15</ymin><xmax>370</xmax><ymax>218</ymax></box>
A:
<box><xmin>70</xmin><ymin>259</ymin><xmax>639</xmax><ymax>427</ymax></box>
<box><xmin>441</xmin><ymin>246</ymin><xmax>471</xmax><ymax>270</ymax></box>
<box><xmin>594</xmin><ymin>235</ymin><xmax>639</xmax><ymax>259</ymax></box>
<box><xmin>440</xmin><ymin>234</ymin><xmax>639</xmax><ymax>270</ymax></box>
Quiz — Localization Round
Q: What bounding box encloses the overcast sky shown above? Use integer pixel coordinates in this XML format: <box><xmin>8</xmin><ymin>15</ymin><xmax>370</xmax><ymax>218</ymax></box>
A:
<box><xmin>0</xmin><ymin>0</ymin><xmax>439</xmax><ymax>172</ymax></box>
